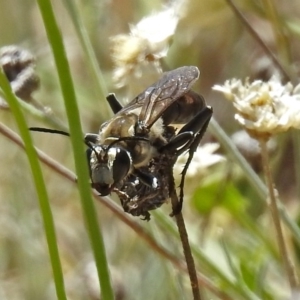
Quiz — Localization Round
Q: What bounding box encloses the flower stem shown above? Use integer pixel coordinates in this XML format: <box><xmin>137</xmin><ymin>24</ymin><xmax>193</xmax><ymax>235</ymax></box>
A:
<box><xmin>259</xmin><ymin>138</ymin><xmax>298</xmax><ymax>291</ymax></box>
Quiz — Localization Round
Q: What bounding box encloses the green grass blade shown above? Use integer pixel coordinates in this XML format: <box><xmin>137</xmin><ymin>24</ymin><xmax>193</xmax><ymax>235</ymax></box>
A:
<box><xmin>62</xmin><ymin>0</ymin><xmax>110</xmax><ymax>114</ymax></box>
<box><xmin>36</xmin><ymin>0</ymin><xmax>114</xmax><ymax>299</ymax></box>
<box><xmin>0</xmin><ymin>70</ymin><xmax>67</xmax><ymax>300</ymax></box>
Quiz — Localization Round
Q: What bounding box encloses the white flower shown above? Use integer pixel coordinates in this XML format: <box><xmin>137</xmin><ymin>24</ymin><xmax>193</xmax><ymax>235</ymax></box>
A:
<box><xmin>111</xmin><ymin>6</ymin><xmax>180</xmax><ymax>87</ymax></box>
<box><xmin>213</xmin><ymin>77</ymin><xmax>300</xmax><ymax>137</ymax></box>
<box><xmin>130</xmin><ymin>8</ymin><xmax>178</xmax><ymax>59</ymax></box>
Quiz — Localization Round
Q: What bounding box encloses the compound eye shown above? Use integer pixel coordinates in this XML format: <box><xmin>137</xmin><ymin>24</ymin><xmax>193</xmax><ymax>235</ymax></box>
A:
<box><xmin>92</xmin><ymin>183</ymin><xmax>111</xmax><ymax>196</ymax></box>
<box><xmin>112</xmin><ymin>148</ymin><xmax>131</xmax><ymax>183</ymax></box>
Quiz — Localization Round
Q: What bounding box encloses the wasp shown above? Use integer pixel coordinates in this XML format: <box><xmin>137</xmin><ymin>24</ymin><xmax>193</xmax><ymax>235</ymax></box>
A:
<box><xmin>30</xmin><ymin>66</ymin><xmax>212</xmax><ymax>219</ymax></box>
<box><xmin>85</xmin><ymin>66</ymin><xmax>213</xmax><ymax>218</ymax></box>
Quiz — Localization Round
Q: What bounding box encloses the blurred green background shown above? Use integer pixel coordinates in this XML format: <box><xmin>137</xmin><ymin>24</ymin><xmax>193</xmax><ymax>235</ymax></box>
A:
<box><xmin>1</xmin><ymin>0</ymin><xmax>300</xmax><ymax>299</ymax></box>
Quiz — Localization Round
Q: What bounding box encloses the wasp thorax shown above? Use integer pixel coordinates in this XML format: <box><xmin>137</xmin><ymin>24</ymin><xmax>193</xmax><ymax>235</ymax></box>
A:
<box><xmin>99</xmin><ymin>113</ymin><xmax>139</xmax><ymax>141</ymax></box>
<box><xmin>132</xmin><ymin>141</ymin><xmax>157</xmax><ymax>167</ymax></box>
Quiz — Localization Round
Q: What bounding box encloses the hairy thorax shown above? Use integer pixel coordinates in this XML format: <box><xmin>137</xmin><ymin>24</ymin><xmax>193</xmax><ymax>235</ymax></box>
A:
<box><xmin>98</xmin><ymin>111</ymin><xmax>167</xmax><ymax>168</ymax></box>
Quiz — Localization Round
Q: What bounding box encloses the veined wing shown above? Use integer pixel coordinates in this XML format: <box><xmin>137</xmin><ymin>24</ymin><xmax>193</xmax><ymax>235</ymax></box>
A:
<box><xmin>116</xmin><ymin>66</ymin><xmax>200</xmax><ymax>129</ymax></box>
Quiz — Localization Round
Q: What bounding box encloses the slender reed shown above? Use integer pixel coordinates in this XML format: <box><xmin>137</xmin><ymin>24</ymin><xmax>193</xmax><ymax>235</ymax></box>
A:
<box><xmin>259</xmin><ymin>137</ymin><xmax>298</xmax><ymax>291</ymax></box>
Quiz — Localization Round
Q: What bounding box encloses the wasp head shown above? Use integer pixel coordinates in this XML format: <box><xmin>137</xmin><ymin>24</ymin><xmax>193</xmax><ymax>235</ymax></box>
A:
<box><xmin>87</xmin><ymin>145</ymin><xmax>132</xmax><ymax>196</ymax></box>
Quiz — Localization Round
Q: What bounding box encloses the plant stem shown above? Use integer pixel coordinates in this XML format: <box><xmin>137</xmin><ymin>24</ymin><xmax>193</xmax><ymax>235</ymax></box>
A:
<box><xmin>224</xmin><ymin>0</ymin><xmax>293</xmax><ymax>83</ymax></box>
<box><xmin>0</xmin><ymin>69</ymin><xmax>67</xmax><ymax>300</ymax></box>
<box><xmin>36</xmin><ymin>0</ymin><xmax>114</xmax><ymax>298</ymax></box>
<box><xmin>262</xmin><ymin>0</ymin><xmax>292</xmax><ymax>64</ymax></box>
<box><xmin>259</xmin><ymin>137</ymin><xmax>298</xmax><ymax>291</ymax></box>
<box><xmin>169</xmin><ymin>174</ymin><xmax>202</xmax><ymax>300</ymax></box>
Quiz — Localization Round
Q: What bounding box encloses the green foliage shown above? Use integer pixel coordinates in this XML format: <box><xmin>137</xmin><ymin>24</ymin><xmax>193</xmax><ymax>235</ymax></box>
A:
<box><xmin>192</xmin><ymin>180</ymin><xmax>247</xmax><ymax>215</ymax></box>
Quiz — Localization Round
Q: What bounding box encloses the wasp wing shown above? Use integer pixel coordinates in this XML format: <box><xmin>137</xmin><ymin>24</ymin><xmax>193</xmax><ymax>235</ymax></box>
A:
<box><xmin>116</xmin><ymin>66</ymin><xmax>200</xmax><ymax>129</ymax></box>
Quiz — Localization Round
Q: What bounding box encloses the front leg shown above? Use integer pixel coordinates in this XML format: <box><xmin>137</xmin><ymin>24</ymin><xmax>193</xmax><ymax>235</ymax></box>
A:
<box><xmin>84</xmin><ymin>133</ymin><xmax>99</xmax><ymax>145</ymax></box>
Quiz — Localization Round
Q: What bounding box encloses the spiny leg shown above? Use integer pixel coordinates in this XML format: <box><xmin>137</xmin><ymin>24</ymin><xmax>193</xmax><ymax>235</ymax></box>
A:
<box><xmin>172</xmin><ymin>107</ymin><xmax>212</xmax><ymax>216</ymax></box>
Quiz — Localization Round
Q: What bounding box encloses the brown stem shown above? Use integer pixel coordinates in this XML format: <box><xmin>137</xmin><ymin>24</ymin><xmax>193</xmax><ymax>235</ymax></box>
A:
<box><xmin>169</xmin><ymin>174</ymin><xmax>202</xmax><ymax>300</ymax></box>
<box><xmin>262</xmin><ymin>0</ymin><xmax>292</xmax><ymax>64</ymax></box>
<box><xmin>0</xmin><ymin>122</ymin><xmax>232</xmax><ymax>300</ymax></box>
<box><xmin>224</xmin><ymin>0</ymin><xmax>292</xmax><ymax>83</ymax></box>
<box><xmin>259</xmin><ymin>138</ymin><xmax>298</xmax><ymax>290</ymax></box>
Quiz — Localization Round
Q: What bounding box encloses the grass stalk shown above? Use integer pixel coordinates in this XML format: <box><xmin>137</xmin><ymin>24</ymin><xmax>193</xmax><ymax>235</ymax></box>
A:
<box><xmin>259</xmin><ymin>137</ymin><xmax>298</xmax><ymax>291</ymax></box>
<box><xmin>36</xmin><ymin>0</ymin><xmax>114</xmax><ymax>298</ymax></box>
<box><xmin>0</xmin><ymin>69</ymin><xmax>67</xmax><ymax>300</ymax></box>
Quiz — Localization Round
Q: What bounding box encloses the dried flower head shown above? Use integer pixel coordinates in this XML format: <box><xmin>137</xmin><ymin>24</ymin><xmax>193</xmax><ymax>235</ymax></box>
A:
<box><xmin>0</xmin><ymin>45</ymin><xmax>40</xmax><ymax>102</ymax></box>
<box><xmin>213</xmin><ymin>77</ymin><xmax>300</xmax><ymax>138</ymax></box>
<box><xmin>111</xmin><ymin>7</ymin><xmax>180</xmax><ymax>88</ymax></box>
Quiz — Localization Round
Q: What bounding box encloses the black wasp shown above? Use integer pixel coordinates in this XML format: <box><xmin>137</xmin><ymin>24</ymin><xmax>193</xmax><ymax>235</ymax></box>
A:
<box><xmin>84</xmin><ymin>66</ymin><xmax>213</xmax><ymax>220</ymax></box>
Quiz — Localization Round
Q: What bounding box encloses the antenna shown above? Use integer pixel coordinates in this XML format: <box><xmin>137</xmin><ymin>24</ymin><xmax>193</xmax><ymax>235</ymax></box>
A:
<box><xmin>29</xmin><ymin>127</ymin><xmax>70</xmax><ymax>137</ymax></box>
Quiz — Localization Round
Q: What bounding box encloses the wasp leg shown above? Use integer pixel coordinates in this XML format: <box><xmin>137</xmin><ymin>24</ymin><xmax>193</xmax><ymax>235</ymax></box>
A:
<box><xmin>106</xmin><ymin>93</ymin><xmax>123</xmax><ymax>114</ymax></box>
<box><xmin>176</xmin><ymin>106</ymin><xmax>213</xmax><ymax>154</ymax></box>
<box><xmin>84</xmin><ymin>133</ymin><xmax>99</xmax><ymax>144</ymax></box>
<box><xmin>160</xmin><ymin>131</ymin><xmax>193</xmax><ymax>152</ymax></box>
<box><xmin>84</xmin><ymin>133</ymin><xmax>101</xmax><ymax>157</ymax></box>
<box><xmin>141</xmin><ymin>212</ymin><xmax>151</xmax><ymax>221</ymax></box>
<box><xmin>171</xmin><ymin>106</ymin><xmax>213</xmax><ymax>216</ymax></box>
<box><xmin>133</xmin><ymin>169</ymin><xmax>159</xmax><ymax>189</ymax></box>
